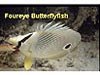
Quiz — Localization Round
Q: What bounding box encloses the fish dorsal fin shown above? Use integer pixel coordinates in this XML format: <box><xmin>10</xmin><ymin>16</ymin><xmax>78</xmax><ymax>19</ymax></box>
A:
<box><xmin>35</xmin><ymin>21</ymin><xmax>69</xmax><ymax>32</ymax></box>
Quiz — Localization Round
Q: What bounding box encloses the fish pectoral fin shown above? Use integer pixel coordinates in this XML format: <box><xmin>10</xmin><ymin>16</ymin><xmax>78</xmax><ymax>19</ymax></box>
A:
<box><xmin>24</xmin><ymin>55</ymin><xmax>33</xmax><ymax>70</ymax></box>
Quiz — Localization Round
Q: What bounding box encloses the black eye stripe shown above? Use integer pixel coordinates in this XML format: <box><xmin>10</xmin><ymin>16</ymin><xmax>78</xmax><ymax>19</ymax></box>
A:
<box><xmin>16</xmin><ymin>33</ymin><xmax>32</xmax><ymax>48</ymax></box>
<box><xmin>20</xmin><ymin>34</ymin><xmax>32</xmax><ymax>43</ymax></box>
<box><xmin>16</xmin><ymin>41</ymin><xmax>21</xmax><ymax>48</ymax></box>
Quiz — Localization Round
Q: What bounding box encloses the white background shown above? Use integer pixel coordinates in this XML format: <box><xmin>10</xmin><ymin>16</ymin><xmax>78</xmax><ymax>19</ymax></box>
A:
<box><xmin>0</xmin><ymin>71</ymin><xmax>100</xmax><ymax>75</ymax></box>
<box><xmin>0</xmin><ymin>0</ymin><xmax>100</xmax><ymax>4</ymax></box>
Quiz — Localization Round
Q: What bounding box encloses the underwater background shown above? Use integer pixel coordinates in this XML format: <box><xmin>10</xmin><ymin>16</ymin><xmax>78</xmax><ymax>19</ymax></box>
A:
<box><xmin>0</xmin><ymin>5</ymin><xmax>99</xmax><ymax>71</ymax></box>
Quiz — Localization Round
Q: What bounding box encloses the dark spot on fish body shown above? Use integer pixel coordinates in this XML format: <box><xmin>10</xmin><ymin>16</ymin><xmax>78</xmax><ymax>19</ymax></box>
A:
<box><xmin>64</xmin><ymin>43</ymin><xmax>72</xmax><ymax>49</ymax></box>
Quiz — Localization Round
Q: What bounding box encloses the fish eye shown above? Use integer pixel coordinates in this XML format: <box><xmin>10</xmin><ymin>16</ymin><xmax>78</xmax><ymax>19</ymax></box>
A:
<box><xmin>63</xmin><ymin>43</ymin><xmax>72</xmax><ymax>50</ymax></box>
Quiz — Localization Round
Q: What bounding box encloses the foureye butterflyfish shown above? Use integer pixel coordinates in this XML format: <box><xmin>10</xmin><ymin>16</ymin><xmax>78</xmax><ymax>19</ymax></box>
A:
<box><xmin>8</xmin><ymin>21</ymin><xmax>81</xmax><ymax>70</ymax></box>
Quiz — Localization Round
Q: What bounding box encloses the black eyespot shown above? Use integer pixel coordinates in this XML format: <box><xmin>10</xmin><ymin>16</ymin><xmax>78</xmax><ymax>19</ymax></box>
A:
<box><xmin>64</xmin><ymin>43</ymin><xmax>72</xmax><ymax>49</ymax></box>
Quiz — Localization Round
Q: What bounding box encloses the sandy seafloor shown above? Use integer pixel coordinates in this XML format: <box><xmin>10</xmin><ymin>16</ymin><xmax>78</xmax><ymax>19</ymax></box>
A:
<box><xmin>0</xmin><ymin>36</ymin><xmax>99</xmax><ymax>71</ymax></box>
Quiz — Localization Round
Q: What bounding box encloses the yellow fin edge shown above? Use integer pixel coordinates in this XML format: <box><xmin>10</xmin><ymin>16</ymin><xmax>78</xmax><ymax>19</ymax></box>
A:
<box><xmin>24</xmin><ymin>56</ymin><xmax>33</xmax><ymax>70</ymax></box>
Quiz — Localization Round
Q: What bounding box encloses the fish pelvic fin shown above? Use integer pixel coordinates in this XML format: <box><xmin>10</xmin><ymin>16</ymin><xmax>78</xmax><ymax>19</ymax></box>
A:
<box><xmin>24</xmin><ymin>55</ymin><xmax>33</xmax><ymax>70</ymax></box>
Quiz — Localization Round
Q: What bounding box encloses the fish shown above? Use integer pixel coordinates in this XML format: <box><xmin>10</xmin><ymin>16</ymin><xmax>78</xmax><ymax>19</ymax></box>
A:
<box><xmin>8</xmin><ymin>21</ymin><xmax>81</xmax><ymax>70</ymax></box>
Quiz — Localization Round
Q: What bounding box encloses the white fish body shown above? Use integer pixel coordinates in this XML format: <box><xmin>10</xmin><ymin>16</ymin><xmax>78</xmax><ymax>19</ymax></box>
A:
<box><xmin>8</xmin><ymin>22</ymin><xmax>81</xmax><ymax>70</ymax></box>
